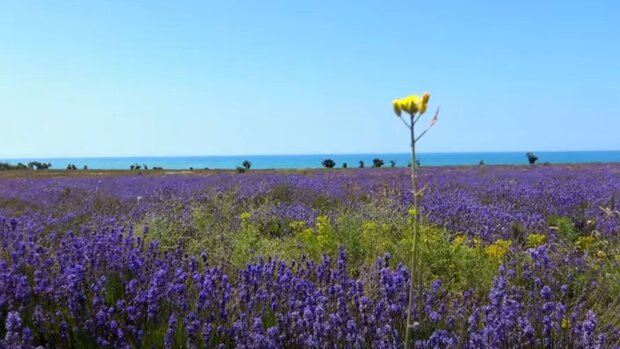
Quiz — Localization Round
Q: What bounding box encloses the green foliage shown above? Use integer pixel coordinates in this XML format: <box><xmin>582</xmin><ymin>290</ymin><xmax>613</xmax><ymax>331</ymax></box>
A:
<box><xmin>138</xmin><ymin>192</ymin><xmax>620</xmax><ymax>302</ymax></box>
<box><xmin>549</xmin><ymin>216</ymin><xmax>581</xmax><ymax>241</ymax></box>
<box><xmin>140</xmin><ymin>188</ymin><xmax>505</xmax><ymax>291</ymax></box>
<box><xmin>372</xmin><ymin>158</ymin><xmax>385</xmax><ymax>168</ymax></box>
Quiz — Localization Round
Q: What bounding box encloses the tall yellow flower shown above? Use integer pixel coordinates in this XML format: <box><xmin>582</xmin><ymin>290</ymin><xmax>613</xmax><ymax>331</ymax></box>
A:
<box><xmin>393</xmin><ymin>95</ymin><xmax>421</xmax><ymax>115</ymax></box>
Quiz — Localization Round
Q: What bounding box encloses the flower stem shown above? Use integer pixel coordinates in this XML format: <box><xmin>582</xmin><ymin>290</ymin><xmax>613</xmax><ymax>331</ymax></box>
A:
<box><xmin>404</xmin><ymin>112</ymin><xmax>420</xmax><ymax>349</ymax></box>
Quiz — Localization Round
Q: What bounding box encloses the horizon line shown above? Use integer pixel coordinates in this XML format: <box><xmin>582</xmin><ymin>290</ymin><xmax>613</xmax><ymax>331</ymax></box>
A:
<box><xmin>2</xmin><ymin>149</ymin><xmax>620</xmax><ymax>160</ymax></box>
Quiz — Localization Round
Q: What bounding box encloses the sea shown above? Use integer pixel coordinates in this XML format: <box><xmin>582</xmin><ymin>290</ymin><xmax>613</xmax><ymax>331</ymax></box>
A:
<box><xmin>4</xmin><ymin>151</ymin><xmax>620</xmax><ymax>170</ymax></box>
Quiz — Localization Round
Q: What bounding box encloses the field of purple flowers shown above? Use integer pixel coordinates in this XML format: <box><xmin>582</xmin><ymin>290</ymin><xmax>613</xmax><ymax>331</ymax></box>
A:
<box><xmin>1</xmin><ymin>165</ymin><xmax>620</xmax><ymax>348</ymax></box>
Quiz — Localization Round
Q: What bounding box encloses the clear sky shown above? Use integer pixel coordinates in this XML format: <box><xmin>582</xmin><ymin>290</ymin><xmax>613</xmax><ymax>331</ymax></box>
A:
<box><xmin>1</xmin><ymin>1</ymin><xmax>619</xmax><ymax>158</ymax></box>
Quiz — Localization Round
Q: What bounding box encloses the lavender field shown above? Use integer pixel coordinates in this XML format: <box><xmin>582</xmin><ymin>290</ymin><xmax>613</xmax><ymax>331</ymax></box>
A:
<box><xmin>1</xmin><ymin>165</ymin><xmax>620</xmax><ymax>348</ymax></box>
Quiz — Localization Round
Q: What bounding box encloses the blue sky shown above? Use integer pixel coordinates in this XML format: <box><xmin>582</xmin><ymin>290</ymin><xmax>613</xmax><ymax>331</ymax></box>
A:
<box><xmin>1</xmin><ymin>1</ymin><xmax>619</xmax><ymax>157</ymax></box>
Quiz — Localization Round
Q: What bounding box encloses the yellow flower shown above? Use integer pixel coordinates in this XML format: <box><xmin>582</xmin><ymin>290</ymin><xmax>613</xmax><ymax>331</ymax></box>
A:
<box><xmin>240</xmin><ymin>212</ymin><xmax>252</xmax><ymax>221</ymax></box>
<box><xmin>485</xmin><ymin>239</ymin><xmax>512</xmax><ymax>261</ymax></box>
<box><xmin>561</xmin><ymin>318</ymin><xmax>570</xmax><ymax>329</ymax></box>
<box><xmin>392</xmin><ymin>100</ymin><xmax>402</xmax><ymax>116</ymax></box>
<box><xmin>452</xmin><ymin>235</ymin><xmax>466</xmax><ymax>247</ymax></box>
<box><xmin>576</xmin><ymin>236</ymin><xmax>596</xmax><ymax>250</ymax></box>
<box><xmin>419</xmin><ymin>92</ymin><xmax>431</xmax><ymax>114</ymax></box>
<box><xmin>393</xmin><ymin>95</ymin><xmax>421</xmax><ymax>115</ymax></box>
<box><xmin>526</xmin><ymin>234</ymin><xmax>546</xmax><ymax>248</ymax></box>
<box><xmin>288</xmin><ymin>220</ymin><xmax>306</xmax><ymax>232</ymax></box>
<box><xmin>403</xmin><ymin>95</ymin><xmax>421</xmax><ymax>114</ymax></box>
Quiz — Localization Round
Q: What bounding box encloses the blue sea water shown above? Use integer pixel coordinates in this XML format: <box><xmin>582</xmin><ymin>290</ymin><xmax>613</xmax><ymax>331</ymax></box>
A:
<box><xmin>4</xmin><ymin>151</ymin><xmax>620</xmax><ymax>170</ymax></box>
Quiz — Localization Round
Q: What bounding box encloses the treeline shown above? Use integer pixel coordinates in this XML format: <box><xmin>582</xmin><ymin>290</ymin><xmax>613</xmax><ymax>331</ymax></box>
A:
<box><xmin>0</xmin><ymin>161</ymin><xmax>52</xmax><ymax>171</ymax></box>
<box><xmin>321</xmin><ymin>158</ymin><xmax>418</xmax><ymax>169</ymax></box>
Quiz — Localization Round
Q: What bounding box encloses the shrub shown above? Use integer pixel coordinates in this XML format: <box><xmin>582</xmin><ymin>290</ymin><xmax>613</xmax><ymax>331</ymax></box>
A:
<box><xmin>390</xmin><ymin>160</ymin><xmax>397</xmax><ymax>168</ymax></box>
<box><xmin>242</xmin><ymin>160</ymin><xmax>252</xmax><ymax>170</ymax></box>
<box><xmin>321</xmin><ymin>159</ymin><xmax>336</xmax><ymax>168</ymax></box>
<box><xmin>526</xmin><ymin>152</ymin><xmax>539</xmax><ymax>165</ymax></box>
<box><xmin>342</xmin><ymin>162</ymin><xmax>348</xmax><ymax>169</ymax></box>
<box><xmin>0</xmin><ymin>162</ymin><xmax>32</xmax><ymax>170</ymax></box>
<box><xmin>372</xmin><ymin>158</ymin><xmax>385</xmax><ymax>168</ymax></box>
<box><xmin>359</xmin><ymin>160</ymin><xmax>365</xmax><ymax>168</ymax></box>
<box><xmin>28</xmin><ymin>161</ymin><xmax>51</xmax><ymax>170</ymax></box>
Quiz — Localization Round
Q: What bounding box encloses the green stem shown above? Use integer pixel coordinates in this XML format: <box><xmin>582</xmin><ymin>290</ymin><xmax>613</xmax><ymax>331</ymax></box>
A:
<box><xmin>404</xmin><ymin>112</ymin><xmax>420</xmax><ymax>349</ymax></box>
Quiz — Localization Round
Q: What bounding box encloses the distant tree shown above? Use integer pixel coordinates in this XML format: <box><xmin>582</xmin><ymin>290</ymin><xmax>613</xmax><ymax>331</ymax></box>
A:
<box><xmin>143</xmin><ymin>164</ymin><xmax>148</xmax><ymax>170</ymax></box>
<box><xmin>526</xmin><ymin>152</ymin><xmax>539</xmax><ymax>165</ymax></box>
<box><xmin>359</xmin><ymin>160</ymin><xmax>365</xmax><ymax>168</ymax></box>
<box><xmin>390</xmin><ymin>160</ymin><xmax>397</xmax><ymax>168</ymax></box>
<box><xmin>189</xmin><ymin>167</ymin><xmax>194</xmax><ymax>171</ymax></box>
<box><xmin>236</xmin><ymin>166</ymin><xmax>247</xmax><ymax>173</ymax></box>
<box><xmin>27</xmin><ymin>161</ymin><xmax>50</xmax><ymax>170</ymax></box>
<box><xmin>372</xmin><ymin>158</ymin><xmax>385</xmax><ymax>168</ymax></box>
<box><xmin>321</xmin><ymin>159</ymin><xmax>336</xmax><ymax>168</ymax></box>
<box><xmin>242</xmin><ymin>160</ymin><xmax>252</xmax><ymax>170</ymax></box>
<box><xmin>416</xmin><ymin>160</ymin><xmax>421</xmax><ymax>167</ymax></box>
<box><xmin>342</xmin><ymin>162</ymin><xmax>348</xmax><ymax>169</ymax></box>
<box><xmin>479</xmin><ymin>160</ymin><xmax>485</xmax><ymax>166</ymax></box>
<box><xmin>130</xmin><ymin>165</ymin><xmax>135</xmax><ymax>170</ymax></box>
<box><xmin>66</xmin><ymin>164</ymin><xmax>72</xmax><ymax>170</ymax></box>
<box><xmin>135</xmin><ymin>165</ymin><xmax>141</xmax><ymax>170</ymax></box>
<box><xmin>16</xmin><ymin>163</ymin><xmax>28</xmax><ymax>170</ymax></box>
<box><xmin>83</xmin><ymin>165</ymin><xmax>88</xmax><ymax>170</ymax></box>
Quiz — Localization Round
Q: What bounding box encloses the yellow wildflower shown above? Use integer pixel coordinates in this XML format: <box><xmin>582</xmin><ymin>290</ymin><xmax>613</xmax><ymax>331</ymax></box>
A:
<box><xmin>393</xmin><ymin>95</ymin><xmax>421</xmax><ymax>115</ymax></box>
<box><xmin>561</xmin><ymin>318</ymin><xmax>570</xmax><ymax>329</ymax></box>
<box><xmin>452</xmin><ymin>235</ymin><xmax>466</xmax><ymax>247</ymax></box>
<box><xmin>288</xmin><ymin>220</ymin><xmax>306</xmax><ymax>232</ymax></box>
<box><xmin>392</xmin><ymin>100</ymin><xmax>402</xmax><ymax>116</ymax></box>
<box><xmin>419</xmin><ymin>92</ymin><xmax>431</xmax><ymax>114</ymax></box>
<box><xmin>485</xmin><ymin>239</ymin><xmax>512</xmax><ymax>261</ymax></box>
<box><xmin>576</xmin><ymin>236</ymin><xmax>596</xmax><ymax>250</ymax></box>
<box><xmin>526</xmin><ymin>234</ymin><xmax>546</xmax><ymax>248</ymax></box>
